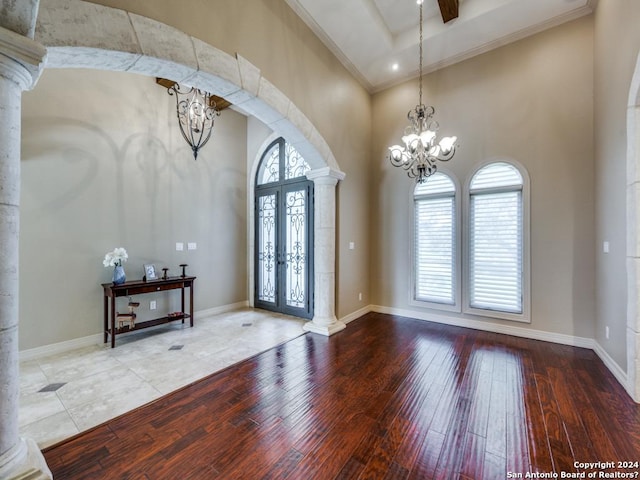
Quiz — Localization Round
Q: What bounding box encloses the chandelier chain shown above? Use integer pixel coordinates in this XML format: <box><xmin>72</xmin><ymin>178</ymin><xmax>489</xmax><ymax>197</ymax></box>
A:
<box><xmin>387</xmin><ymin>0</ymin><xmax>458</xmax><ymax>183</ymax></box>
<box><xmin>419</xmin><ymin>0</ymin><xmax>423</xmax><ymax>106</ymax></box>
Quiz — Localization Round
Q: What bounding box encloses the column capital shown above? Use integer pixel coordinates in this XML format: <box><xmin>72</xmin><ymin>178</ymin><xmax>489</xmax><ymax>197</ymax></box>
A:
<box><xmin>306</xmin><ymin>166</ymin><xmax>346</xmax><ymax>185</ymax></box>
<box><xmin>0</xmin><ymin>26</ymin><xmax>47</xmax><ymax>89</ymax></box>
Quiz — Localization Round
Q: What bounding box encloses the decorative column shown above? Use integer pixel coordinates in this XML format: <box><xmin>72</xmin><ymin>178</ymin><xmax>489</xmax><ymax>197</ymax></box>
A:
<box><xmin>0</xmin><ymin>25</ymin><xmax>51</xmax><ymax>480</ymax></box>
<box><xmin>627</xmin><ymin>98</ymin><xmax>640</xmax><ymax>403</ymax></box>
<box><xmin>304</xmin><ymin>167</ymin><xmax>346</xmax><ymax>336</ymax></box>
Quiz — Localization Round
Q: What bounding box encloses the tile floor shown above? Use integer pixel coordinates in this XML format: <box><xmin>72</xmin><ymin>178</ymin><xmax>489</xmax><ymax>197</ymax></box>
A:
<box><xmin>19</xmin><ymin>308</ymin><xmax>306</xmax><ymax>449</ymax></box>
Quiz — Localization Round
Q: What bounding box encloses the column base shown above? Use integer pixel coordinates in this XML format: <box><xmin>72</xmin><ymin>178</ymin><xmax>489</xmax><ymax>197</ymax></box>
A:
<box><xmin>0</xmin><ymin>438</ymin><xmax>52</xmax><ymax>480</ymax></box>
<box><xmin>304</xmin><ymin>317</ymin><xmax>346</xmax><ymax>336</ymax></box>
<box><xmin>628</xmin><ymin>326</ymin><xmax>640</xmax><ymax>403</ymax></box>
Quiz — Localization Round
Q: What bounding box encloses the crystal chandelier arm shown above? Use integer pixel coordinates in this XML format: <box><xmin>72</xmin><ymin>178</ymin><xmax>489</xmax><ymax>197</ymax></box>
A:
<box><xmin>433</xmin><ymin>136</ymin><xmax>458</xmax><ymax>161</ymax></box>
<box><xmin>389</xmin><ymin>145</ymin><xmax>406</xmax><ymax>167</ymax></box>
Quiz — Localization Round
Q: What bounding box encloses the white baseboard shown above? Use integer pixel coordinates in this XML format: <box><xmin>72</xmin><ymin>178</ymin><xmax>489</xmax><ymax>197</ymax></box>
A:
<box><xmin>19</xmin><ymin>333</ymin><xmax>104</xmax><ymax>362</ymax></box>
<box><xmin>370</xmin><ymin>304</ymin><xmax>595</xmax><ymax>348</ymax></box>
<box><xmin>339</xmin><ymin>305</ymin><xmax>373</xmax><ymax>324</ymax></box>
<box><xmin>592</xmin><ymin>340</ymin><xmax>629</xmax><ymax>390</ymax></box>
<box><xmin>195</xmin><ymin>301</ymin><xmax>249</xmax><ymax>320</ymax></box>
<box><xmin>19</xmin><ymin>301</ymin><xmax>250</xmax><ymax>362</ymax></box>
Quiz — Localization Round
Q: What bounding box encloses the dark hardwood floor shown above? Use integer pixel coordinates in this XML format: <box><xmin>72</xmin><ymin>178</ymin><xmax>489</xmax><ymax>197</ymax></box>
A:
<box><xmin>43</xmin><ymin>312</ymin><xmax>640</xmax><ymax>479</ymax></box>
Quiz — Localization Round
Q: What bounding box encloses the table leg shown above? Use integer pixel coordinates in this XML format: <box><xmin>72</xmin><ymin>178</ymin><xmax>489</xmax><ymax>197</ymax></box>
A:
<box><xmin>181</xmin><ymin>286</ymin><xmax>185</xmax><ymax>325</ymax></box>
<box><xmin>190</xmin><ymin>282</ymin><xmax>194</xmax><ymax>327</ymax></box>
<box><xmin>110</xmin><ymin>295</ymin><xmax>116</xmax><ymax>348</ymax></box>
<box><xmin>103</xmin><ymin>295</ymin><xmax>108</xmax><ymax>343</ymax></box>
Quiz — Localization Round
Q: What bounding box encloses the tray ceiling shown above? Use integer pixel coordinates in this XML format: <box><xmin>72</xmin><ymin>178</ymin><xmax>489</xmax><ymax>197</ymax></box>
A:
<box><xmin>285</xmin><ymin>0</ymin><xmax>597</xmax><ymax>92</ymax></box>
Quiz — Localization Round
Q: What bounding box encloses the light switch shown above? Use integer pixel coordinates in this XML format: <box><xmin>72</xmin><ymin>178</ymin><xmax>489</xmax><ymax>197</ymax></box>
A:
<box><xmin>188</xmin><ymin>242</ymin><xmax>197</xmax><ymax>251</ymax></box>
<box><xmin>349</xmin><ymin>242</ymin><xmax>355</xmax><ymax>250</ymax></box>
<box><xmin>603</xmin><ymin>241</ymin><xmax>609</xmax><ymax>254</ymax></box>
<box><xmin>176</xmin><ymin>242</ymin><xmax>184</xmax><ymax>251</ymax></box>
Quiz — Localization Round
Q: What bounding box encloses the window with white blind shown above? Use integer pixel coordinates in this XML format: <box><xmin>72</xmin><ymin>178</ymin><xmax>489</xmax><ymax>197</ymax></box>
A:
<box><xmin>411</xmin><ymin>162</ymin><xmax>529</xmax><ymax>321</ymax></box>
<box><xmin>413</xmin><ymin>172</ymin><xmax>458</xmax><ymax>308</ymax></box>
<box><xmin>467</xmin><ymin>163</ymin><xmax>525</xmax><ymax>316</ymax></box>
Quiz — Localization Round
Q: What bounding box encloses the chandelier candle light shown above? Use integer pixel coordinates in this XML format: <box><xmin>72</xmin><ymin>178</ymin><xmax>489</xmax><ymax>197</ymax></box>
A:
<box><xmin>388</xmin><ymin>0</ymin><xmax>458</xmax><ymax>183</ymax></box>
<box><xmin>168</xmin><ymin>83</ymin><xmax>220</xmax><ymax>160</ymax></box>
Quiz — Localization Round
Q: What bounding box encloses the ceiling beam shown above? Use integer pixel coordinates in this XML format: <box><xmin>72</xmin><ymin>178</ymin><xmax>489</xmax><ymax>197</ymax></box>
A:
<box><xmin>437</xmin><ymin>0</ymin><xmax>459</xmax><ymax>24</ymax></box>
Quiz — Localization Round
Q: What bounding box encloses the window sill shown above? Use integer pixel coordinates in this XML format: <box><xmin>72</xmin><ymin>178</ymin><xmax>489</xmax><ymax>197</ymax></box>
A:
<box><xmin>463</xmin><ymin>306</ymin><xmax>530</xmax><ymax>323</ymax></box>
<box><xmin>409</xmin><ymin>298</ymin><xmax>461</xmax><ymax>313</ymax></box>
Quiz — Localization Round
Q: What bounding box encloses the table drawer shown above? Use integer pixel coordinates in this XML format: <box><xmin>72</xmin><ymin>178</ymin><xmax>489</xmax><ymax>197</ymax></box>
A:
<box><xmin>122</xmin><ymin>282</ymin><xmax>186</xmax><ymax>295</ymax></box>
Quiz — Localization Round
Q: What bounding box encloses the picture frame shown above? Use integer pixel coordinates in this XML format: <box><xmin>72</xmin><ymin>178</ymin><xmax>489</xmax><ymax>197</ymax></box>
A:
<box><xmin>144</xmin><ymin>264</ymin><xmax>157</xmax><ymax>280</ymax></box>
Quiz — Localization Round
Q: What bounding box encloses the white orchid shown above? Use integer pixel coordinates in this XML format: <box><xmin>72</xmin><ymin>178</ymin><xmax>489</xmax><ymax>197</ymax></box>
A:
<box><xmin>103</xmin><ymin>247</ymin><xmax>128</xmax><ymax>267</ymax></box>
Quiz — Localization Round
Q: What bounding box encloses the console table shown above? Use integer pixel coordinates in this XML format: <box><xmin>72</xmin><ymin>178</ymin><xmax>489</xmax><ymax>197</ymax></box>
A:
<box><xmin>102</xmin><ymin>276</ymin><xmax>195</xmax><ymax>348</ymax></box>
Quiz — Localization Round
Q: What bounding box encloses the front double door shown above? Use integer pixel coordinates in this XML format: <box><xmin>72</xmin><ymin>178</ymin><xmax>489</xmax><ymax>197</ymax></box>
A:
<box><xmin>255</xmin><ymin>180</ymin><xmax>313</xmax><ymax>319</ymax></box>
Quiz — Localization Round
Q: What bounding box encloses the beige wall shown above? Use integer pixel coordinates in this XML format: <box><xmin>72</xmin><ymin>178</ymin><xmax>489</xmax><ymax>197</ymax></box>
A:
<box><xmin>20</xmin><ymin>68</ymin><xmax>248</xmax><ymax>349</ymax></box>
<box><xmin>372</xmin><ymin>16</ymin><xmax>596</xmax><ymax>339</ymax></box>
<box><xmin>77</xmin><ymin>0</ymin><xmax>371</xmax><ymax>318</ymax></box>
<box><xmin>81</xmin><ymin>0</ymin><xmax>373</xmax><ymax>318</ymax></box>
<box><xmin>594</xmin><ymin>1</ymin><xmax>640</xmax><ymax>369</ymax></box>
<box><xmin>20</xmin><ymin>0</ymin><xmax>372</xmax><ymax>349</ymax></box>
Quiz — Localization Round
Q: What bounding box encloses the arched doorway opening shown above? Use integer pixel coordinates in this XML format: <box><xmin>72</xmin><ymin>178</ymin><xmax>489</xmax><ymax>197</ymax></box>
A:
<box><xmin>34</xmin><ymin>0</ymin><xmax>346</xmax><ymax>334</ymax></box>
<box><xmin>254</xmin><ymin>138</ymin><xmax>314</xmax><ymax>319</ymax></box>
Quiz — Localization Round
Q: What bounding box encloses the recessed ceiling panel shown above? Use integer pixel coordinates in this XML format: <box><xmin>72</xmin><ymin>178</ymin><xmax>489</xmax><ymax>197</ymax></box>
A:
<box><xmin>372</xmin><ymin>0</ymin><xmax>443</xmax><ymax>35</ymax></box>
<box><xmin>284</xmin><ymin>0</ymin><xmax>597</xmax><ymax>92</ymax></box>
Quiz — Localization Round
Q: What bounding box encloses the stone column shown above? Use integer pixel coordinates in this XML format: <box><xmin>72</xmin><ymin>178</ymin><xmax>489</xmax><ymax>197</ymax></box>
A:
<box><xmin>627</xmin><ymin>100</ymin><xmax>640</xmax><ymax>403</ymax></box>
<box><xmin>0</xmin><ymin>25</ymin><xmax>51</xmax><ymax>480</ymax></box>
<box><xmin>304</xmin><ymin>167</ymin><xmax>346</xmax><ymax>336</ymax></box>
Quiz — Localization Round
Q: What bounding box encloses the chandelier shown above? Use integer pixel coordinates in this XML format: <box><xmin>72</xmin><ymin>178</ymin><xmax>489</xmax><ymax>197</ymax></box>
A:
<box><xmin>167</xmin><ymin>83</ymin><xmax>220</xmax><ymax>160</ymax></box>
<box><xmin>388</xmin><ymin>0</ymin><xmax>458</xmax><ymax>183</ymax></box>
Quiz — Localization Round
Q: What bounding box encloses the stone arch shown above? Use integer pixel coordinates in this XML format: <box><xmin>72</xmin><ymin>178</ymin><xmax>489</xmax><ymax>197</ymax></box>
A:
<box><xmin>34</xmin><ymin>0</ymin><xmax>345</xmax><ymax>332</ymax></box>
<box><xmin>626</xmin><ymin>50</ymin><xmax>640</xmax><ymax>402</ymax></box>
<box><xmin>35</xmin><ymin>0</ymin><xmax>339</xmax><ymax>173</ymax></box>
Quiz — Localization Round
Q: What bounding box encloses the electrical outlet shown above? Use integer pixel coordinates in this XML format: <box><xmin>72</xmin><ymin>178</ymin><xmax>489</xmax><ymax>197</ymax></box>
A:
<box><xmin>606</xmin><ymin>326</ymin><xmax>609</xmax><ymax>339</ymax></box>
<box><xmin>603</xmin><ymin>241</ymin><xmax>609</xmax><ymax>253</ymax></box>
<box><xmin>188</xmin><ymin>242</ymin><xmax>197</xmax><ymax>251</ymax></box>
<box><xmin>176</xmin><ymin>242</ymin><xmax>184</xmax><ymax>251</ymax></box>
<box><xmin>150</xmin><ymin>300</ymin><xmax>157</xmax><ymax>310</ymax></box>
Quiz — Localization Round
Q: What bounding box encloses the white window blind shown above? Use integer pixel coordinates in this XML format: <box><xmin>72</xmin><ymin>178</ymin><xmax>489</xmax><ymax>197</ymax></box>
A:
<box><xmin>414</xmin><ymin>173</ymin><xmax>455</xmax><ymax>305</ymax></box>
<box><xmin>469</xmin><ymin>163</ymin><xmax>523</xmax><ymax>314</ymax></box>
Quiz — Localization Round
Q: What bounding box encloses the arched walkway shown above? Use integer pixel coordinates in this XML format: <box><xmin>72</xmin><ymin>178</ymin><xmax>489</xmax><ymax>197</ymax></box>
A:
<box><xmin>626</xmin><ymin>50</ymin><xmax>640</xmax><ymax>402</ymax></box>
<box><xmin>35</xmin><ymin>0</ymin><xmax>346</xmax><ymax>333</ymax></box>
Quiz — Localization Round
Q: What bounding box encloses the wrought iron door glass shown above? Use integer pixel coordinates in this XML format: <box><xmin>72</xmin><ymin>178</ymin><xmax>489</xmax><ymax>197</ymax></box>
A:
<box><xmin>255</xmin><ymin>138</ymin><xmax>313</xmax><ymax>318</ymax></box>
<box><xmin>257</xmin><ymin>192</ymin><xmax>277</xmax><ymax>304</ymax></box>
<box><xmin>285</xmin><ymin>189</ymin><xmax>306</xmax><ymax>308</ymax></box>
